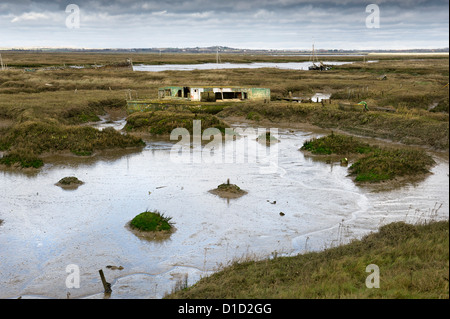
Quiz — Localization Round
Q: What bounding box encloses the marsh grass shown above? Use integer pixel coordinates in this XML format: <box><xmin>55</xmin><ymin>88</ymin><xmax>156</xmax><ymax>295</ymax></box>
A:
<box><xmin>349</xmin><ymin>148</ymin><xmax>435</xmax><ymax>182</ymax></box>
<box><xmin>0</xmin><ymin>120</ymin><xmax>144</xmax><ymax>167</ymax></box>
<box><xmin>300</xmin><ymin>133</ymin><xmax>435</xmax><ymax>183</ymax></box>
<box><xmin>301</xmin><ymin>132</ymin><xmax>373</xmax><ymax>155</ymax></box>
<box><xmin>130</xmin><ymin>210</ymin><xmax>174</xmax><ymax>232</ymax></box>
<box><xmin>0</xmin><ymin>51</ymin><xmax>358</xmax><ymax>68</ymax></box>
<box><xmin>125</xmin><ymin>110</ymin><xmax>229</xmax><ymax>135</ymax></box>
<box><xmin>0</xmin><ymin>52</ymin><xmax>447</xmax><ymax>172</ymax></box>
<box><xmin>0</xmin><ymin>52</ymin><xmax>447</xmax><ymax>297</ymax></box>
<box><xmin>170</xmin><ymin>274</ymin><xmax>190</xmax><ymax>295</ymax></box>
<box><xmin>166</xmin><ymin>220</ymin><xmax>449</xmax><ymax>299</ymax></box>
<box><xmin>6</xmin><ymin>121</ymin><xmax>143</xmax><ymax>155</ymax></box>
<box><xmin>221</xmin><ymin>101</ymin><xmax>448</xmax><ymax>149</ymax></box>
<box><xmin>0</xmin><ymin>148</ymin><xmax>43</xmax><ymax>168</ymax></box>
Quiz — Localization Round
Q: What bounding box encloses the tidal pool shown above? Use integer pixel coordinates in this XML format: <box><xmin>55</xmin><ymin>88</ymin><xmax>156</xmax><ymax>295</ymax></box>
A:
<box><xmin>0</xmin><ymin>122</ymin><xmax>448</xmax><ymax>299</ymax></box>
<box><xmin>132</xmin><ymin>61</ymin><xmax>354</xmax><ymax>72</ymax></box>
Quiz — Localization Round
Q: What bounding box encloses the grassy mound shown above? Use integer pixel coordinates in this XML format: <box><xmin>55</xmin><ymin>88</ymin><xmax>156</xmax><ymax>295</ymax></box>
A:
<box><xmin>209</xmin><ymin>180</ymin><xmax>248</xmax><ymax>199</ymax></box>
<box><xmin>349</xmin><ymin>148</ymin><xmax>435</xmax><ymax>182</ymax></box>
<box><xmin>130</xmin><ymin>210</ymin><xmax>174</xmax><ymax>232</ymax></box>
<box><xmin>300</xmin><ymin>133</ymin><xmax>435</xmax><ymax>183</ymax></box>
<box><xmin>125</xmin><ymin>110</ymin><xmax>229</xmax><ymax>135</ymax></box>
<box><xmin>301</xmin><ymin>132</ymin><xmax>373</xmax><ymax>155</ymax></box>
<box><xmin>57</xmin><ymin>176</ymin><xmax>83</xmax><ymax>185</ymax></box>
<box><xmin>216</xmin><ymin>183</ymin><xmax>245</xmax><ymax>194</ymax></box>
<box><xmin>166</xmin><ymin>220</ymin><xmax>449</xmax><ymax>299</ymax></box>
<box><xmin>0</xmin><ymin>120</ymin><xmax>144</xmax><ymax>168</ymax></box>
<box><xmin>0</xmin><ymin>148</ymin><xmax>43</xmax><ymax>168</ymax></box>
<box><xmin>55</xmin><ymin>176</ymin><xmax>84</xmax><ymax>189</ymax></box>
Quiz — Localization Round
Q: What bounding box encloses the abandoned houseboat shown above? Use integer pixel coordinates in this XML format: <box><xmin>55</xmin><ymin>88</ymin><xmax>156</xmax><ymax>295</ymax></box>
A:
<box><xmin>158</xmin><ymin>86</ymin><xmax>270</xmax><ymax>102</ymax></box>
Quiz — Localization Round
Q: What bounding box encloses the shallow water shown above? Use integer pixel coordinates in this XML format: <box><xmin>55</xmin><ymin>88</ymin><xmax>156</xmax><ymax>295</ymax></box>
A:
<box><xmin>132</xmin><ymin>61</ymin><xmax>353</xmax><ymax>72</ymax></box>
<box><xmin>0</xmin><ymin>122</ymin><xmax>448</xmax><ymax>299</ymax></box>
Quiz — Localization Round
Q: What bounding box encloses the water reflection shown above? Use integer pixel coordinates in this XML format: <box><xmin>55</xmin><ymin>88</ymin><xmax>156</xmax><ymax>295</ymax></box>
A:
<box><xmin>133</xmin><ymin>61</ymin><xmax>353</xmax><ymax>72</ymax></box>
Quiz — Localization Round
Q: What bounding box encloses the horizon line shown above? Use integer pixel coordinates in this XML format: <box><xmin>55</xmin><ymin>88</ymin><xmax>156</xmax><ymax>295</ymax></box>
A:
<box><xmin>1</xmin><ymin>46</ymin><xmax>449</xmax><ymax>52</ymax></box>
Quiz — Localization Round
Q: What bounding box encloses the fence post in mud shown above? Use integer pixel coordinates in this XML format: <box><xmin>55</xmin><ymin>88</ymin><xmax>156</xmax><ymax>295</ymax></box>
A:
<box><xmin>99</xmin><ymin>269</ymin><xmax>112</xmax><ymax>294</ymax></box>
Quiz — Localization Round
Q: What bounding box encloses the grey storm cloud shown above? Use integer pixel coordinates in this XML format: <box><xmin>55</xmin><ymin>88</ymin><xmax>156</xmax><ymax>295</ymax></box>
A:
<box><xmin>1</xmin><ymin>0</ymin><xmax>448</xmax><ymax>14</ymax></box>
<box><xmin>0</xmin><ymin>0</ymin><xmax>448</xmax><ymax>49</ymax></box>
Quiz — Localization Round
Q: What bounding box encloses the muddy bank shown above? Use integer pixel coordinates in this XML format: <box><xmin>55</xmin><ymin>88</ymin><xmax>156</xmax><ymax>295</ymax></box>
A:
<box><xmin>218</xmin><ymin>102</ymin><xmax>449</xmax><ymax>150</ymax></box>
<box><xmin>55</xmin><ymin>176</ymin><xmax>84</xmax><ymax>190</ymax></box>
<box><xmin>209</xmin><ymin>181</ymin><xmax>248</xmax><ymax>199</ymax></box>
<box><xmin>0</xmin><ymin>121</ymin><xmax>145</xmax><ymax>170</ymax></box>
<box><xmin>125</xmin><ymin>222</ymin><xmax>176</xmax><ymax>241</ymax></box>
<box><xmin>125</xmin><ymin>110</ymin><xmax>229</xmax><ymax>135</ymax></box>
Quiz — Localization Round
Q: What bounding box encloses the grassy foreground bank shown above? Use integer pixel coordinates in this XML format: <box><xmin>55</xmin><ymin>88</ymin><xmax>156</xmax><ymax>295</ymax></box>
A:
<box><xmin>166</xmin><ymin>220</ymin><xmax>449</xmax><ymax>299</ymax></box>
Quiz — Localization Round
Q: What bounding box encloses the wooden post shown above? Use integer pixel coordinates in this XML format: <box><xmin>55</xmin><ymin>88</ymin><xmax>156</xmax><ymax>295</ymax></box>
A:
<box><xmin>99</xmin><ymin>269</ymin><xmax>112</xmax><ymax>294</ymax></box>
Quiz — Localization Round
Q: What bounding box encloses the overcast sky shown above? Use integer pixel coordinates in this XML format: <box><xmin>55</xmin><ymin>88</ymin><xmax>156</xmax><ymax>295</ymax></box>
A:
<box><xmin>0</xmin><ymin>0</ymin><xmax>448</xmax><ymax>50</ymax></box>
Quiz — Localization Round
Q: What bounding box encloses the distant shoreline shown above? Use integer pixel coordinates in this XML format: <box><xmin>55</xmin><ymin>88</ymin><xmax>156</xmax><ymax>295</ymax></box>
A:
<box><xmin>368</xmin><ymin>52</ymin><xmax>449</xmax><ymax>56</ymax></box>
<box><xmin>1</xmin><ymin>47</ymin><xmax>448</xmax><ymax>55</ymax></box>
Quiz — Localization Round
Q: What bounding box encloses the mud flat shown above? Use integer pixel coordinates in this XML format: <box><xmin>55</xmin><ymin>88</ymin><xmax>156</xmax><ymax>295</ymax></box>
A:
<box><xmin>0</xmin><ymin>122</ymin><xmax>448</xmax><ymax>299</ymax></box>
<box><xmin>209</xmin><ymin>180</ymin><xmax>248</xmax><ymax>199</ymax></box>
<box><xmin>55</xmin><ymin>176</ymin><xmax>84</xmax><ymax>190</ymax></box>
<box><xmin>125</xmin><ymin>222</ymin><xmax>176</xmax><ymax>241</ymax></box>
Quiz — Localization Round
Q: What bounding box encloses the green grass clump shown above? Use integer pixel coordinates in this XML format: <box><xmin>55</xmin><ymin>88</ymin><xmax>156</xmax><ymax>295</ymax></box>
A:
<box><xmin>166</xmin><ymin>220</ymin><xmax>449</xmax><ymax>299</ymax></box>
<box><xmin>301</xmin><ymin>132</ymin><xmax>374</xmax><ymax>155</ymax></box>
<box><xmin>0</xmin><ymin>149</ymin><xmax>43</xmax><ymax>168</ymax></box>
<box><xmin>349</xmin><ymin>148</ymin><xmax>435</xmax><ymax>182</ymax></box>
<box><xmin>57</xmin><ymin>176</ymin><xmax>83</xmax><ymax>185</ymax></box>
<box><xmin>75</xmin><ymin>112</ymin><xmax>101</xmax><ymax>123</ymax></box>
<box><xmin>125</xmin><ymin>110</ymin><xmax>229</xmax><ymax>135</ymax></box>
<box><xmin>4</xmin><ymin>121</ymin><xmax>144</xmax><ymax>157</ymax></box>
<box><xmin>130</xmin><ymin>211</ymin><xmax>174</xmax><ymax>232</ymax></box>
<box><xmin>0</xmin><ymin>121</ymin><xmax>144</xmax><ymax>168</ymax></box>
